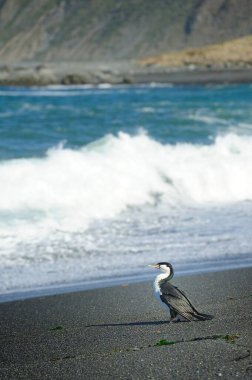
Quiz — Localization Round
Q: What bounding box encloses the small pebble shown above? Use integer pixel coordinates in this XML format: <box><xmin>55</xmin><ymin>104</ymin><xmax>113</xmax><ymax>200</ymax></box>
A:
<box><xmin>132</xmin><ymin>347</ymin><xmax>140</xmax><ymax>351</ymax></box>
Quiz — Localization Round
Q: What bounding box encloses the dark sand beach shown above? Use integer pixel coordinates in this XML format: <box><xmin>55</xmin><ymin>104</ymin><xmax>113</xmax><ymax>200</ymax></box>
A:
<box><xmin>0</xmin><ymin>267</ymin><xmax>251</xmax><ymax>379</ymax></box>
<box><xmin>1</xmin><ymin>61</ymin><xmax>252</xmax><ymax>86</ymax></box>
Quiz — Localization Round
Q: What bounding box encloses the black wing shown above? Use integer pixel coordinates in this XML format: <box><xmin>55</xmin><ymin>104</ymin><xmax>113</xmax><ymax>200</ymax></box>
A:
<box><xmin>159</xmin><ymin>281</ymin><xmax>200</xmax><ymax>321</ymax></box>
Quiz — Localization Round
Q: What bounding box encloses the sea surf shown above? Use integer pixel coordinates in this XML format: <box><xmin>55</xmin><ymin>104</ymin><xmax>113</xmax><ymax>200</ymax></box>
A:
<box><xmin>1</xmin><ymin>84</ymin><xmax>252</xmax><ymax>299</ymax></box>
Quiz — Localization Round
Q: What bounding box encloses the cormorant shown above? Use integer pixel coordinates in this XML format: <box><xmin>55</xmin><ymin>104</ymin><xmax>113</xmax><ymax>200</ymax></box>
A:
<box><xmin>149</xmin><ymin>262</ymin><xmax>213</xmax><ymax>322</ymax></box>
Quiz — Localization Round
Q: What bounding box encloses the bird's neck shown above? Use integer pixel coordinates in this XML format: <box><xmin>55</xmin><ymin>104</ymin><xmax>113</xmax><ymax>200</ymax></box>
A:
<box><xmin>156</xmin><ymin>272</ymin><xmax>171</xmax><ymax>282</ymax></box>
<box><xmin>154</xmin><ymin>272</ymin><xmax>171</xmax><ymax>293</ymax></box>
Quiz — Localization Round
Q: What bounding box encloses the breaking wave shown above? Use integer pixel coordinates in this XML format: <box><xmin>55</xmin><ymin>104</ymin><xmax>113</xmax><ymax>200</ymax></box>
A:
<box><xmin>1</xmin><ymin>130</ymin><xmax>252</xmax><ymax>294</ymax></box>
<box><xmin>0</xmin><ymin>131</ymin><xmax>252</xmax><ymax>234</ymax></box>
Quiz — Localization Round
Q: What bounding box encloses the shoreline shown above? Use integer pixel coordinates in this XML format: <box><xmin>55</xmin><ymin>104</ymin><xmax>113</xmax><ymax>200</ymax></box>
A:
<box><xmin>1</xmin><ymin>258</ymin><xmax>252</xmax><ymax>304</ymax></box>
<box><xmin>1</xmin><ymin>267</ymin><xmax>251</xmax><ymax>379</ymax></box>
<box><xmin>1</xmin><ymin>61</ymin><xmax>252</xmax><ymax>86</ymax></box>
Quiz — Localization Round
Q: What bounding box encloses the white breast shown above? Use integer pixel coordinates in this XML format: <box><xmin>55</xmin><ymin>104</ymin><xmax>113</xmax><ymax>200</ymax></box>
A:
<box><xmin>153</xmin><ymin>273</ymin><xmax>170</xmax><ymax>310</ymax></box>
<box><xmin>154</xmin><ymin>273</ymin><xmax>168</xmax><ymax>293</ymax></box>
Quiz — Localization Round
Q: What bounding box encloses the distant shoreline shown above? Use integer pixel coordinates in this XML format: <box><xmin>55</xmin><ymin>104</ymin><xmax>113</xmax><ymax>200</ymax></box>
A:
<box><xmin>132</xmin><ymin>68</ymin><xmax>252</xmax><ymax>85</ymax></box>
<box><xmin>1</xmin><ymin>61</ymin><xmax>252</xmax><ymax>86</ymax></box>
<box><xmin>1</xmin><ymin>258</ymin><xmax>252</xmax><ymax>304</ymax></box>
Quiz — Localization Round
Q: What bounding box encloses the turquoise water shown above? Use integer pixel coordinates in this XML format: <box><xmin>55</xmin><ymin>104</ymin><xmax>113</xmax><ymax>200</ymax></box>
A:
<box><xmin>1</xmin><ymin>84</ymin><xmax>252</xmax><ymax>295</ymax></box>
<box><xmin>1</xmin><ymin>84</ymin><xmax>252</xmax><ymax>159</ymax></box>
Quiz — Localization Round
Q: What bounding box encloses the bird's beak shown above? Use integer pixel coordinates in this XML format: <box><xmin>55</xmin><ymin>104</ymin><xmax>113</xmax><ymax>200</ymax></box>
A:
<box><xmin>148</xmin><ymin>264</ymin><xmax>159</xmax><ymax>269</ymax></box>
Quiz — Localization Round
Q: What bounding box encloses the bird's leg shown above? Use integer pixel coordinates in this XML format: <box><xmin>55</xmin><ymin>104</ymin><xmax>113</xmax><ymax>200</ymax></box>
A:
<box><xmin>170</xmin><ymin>308</ymin><xmax>178</xmax><ymax>322</ymax></box>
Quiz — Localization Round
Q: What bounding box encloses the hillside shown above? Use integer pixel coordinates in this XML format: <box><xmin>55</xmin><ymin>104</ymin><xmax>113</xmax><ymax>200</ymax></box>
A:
<box><xmin>0</xmin><ymin>0</ymin><xmax>252</xmax><ymax>63</ymax></box>
<box><xmin>140</xmin><ymin>35</ymin><xmax>252</xmax><ymax>69</ymax></box>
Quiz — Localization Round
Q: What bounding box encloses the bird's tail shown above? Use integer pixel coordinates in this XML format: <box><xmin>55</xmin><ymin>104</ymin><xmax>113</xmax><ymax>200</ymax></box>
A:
<box><xmin>194</xmin><ymin>312</ymin><xmax>214</xmax><ymax>321</ymax></box>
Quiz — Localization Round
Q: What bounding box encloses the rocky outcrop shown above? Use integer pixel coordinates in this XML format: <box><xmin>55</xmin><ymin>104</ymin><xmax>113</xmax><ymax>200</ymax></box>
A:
<box><xmin>0</xmin><ymin>63</ymin><xmax>134</xmax><ymax>86</ymax></box>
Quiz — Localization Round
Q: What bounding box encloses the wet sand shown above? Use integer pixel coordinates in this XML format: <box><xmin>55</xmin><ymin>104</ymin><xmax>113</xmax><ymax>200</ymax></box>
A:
<box><xmin>0</xmin><ymin>267</ymin><xmax>251</xmax><ymax>379</ymax></box>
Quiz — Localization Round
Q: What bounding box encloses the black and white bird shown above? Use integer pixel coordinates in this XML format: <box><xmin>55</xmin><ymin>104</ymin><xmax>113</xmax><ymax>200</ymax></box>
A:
<box><xmin>149</xmin><ymin>262</ymin><xmax>213</xmax><ymax>322</ymax></box>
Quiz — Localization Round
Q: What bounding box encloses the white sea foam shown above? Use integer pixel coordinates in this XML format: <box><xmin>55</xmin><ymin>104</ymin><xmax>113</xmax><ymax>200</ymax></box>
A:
<box><xmin>0</xmin><ymin>89</ymin><xmax>96</xmax><ymax>97</ymax></box>
<box><xmin>139</xmin><ymin>107</ymin><xmax>156</xmax><ymax>113</ymax></box>
<box><xmin>97</xmin><ymin>83</ymin><xmax>112</xmax><ymax>89</ymax></box>
<box><xmin>188</xmin><ymin>113</ymin><xmax>230</xmax><ymax>125</ymax></box>
<box><xmin>0</xmin><ymin>132</ymin><xmax>251</xmax><ymax>231</ymax></box>
<box><xmin>1</xmin><ymin>131</ymin><xmax>252</xmax><ymax>293</ymax></box>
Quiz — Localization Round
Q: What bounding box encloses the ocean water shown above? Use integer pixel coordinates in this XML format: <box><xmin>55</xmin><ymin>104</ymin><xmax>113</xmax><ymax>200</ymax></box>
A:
<box><xmin>1</xmin><ymin>83</ymin><xmax>252</xmax><ymax>297</ymax></box>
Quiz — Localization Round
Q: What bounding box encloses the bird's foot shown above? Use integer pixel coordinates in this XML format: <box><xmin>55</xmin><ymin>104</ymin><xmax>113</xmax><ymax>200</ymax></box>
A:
<box><xmin>170</xmin><ymin>317</ymin><xmax>179</xmax><ymax>323</ymax></box>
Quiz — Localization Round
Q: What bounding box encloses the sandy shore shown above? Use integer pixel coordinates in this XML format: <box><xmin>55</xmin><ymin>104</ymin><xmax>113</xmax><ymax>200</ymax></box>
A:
<box><xmin>1</xmin><ymin>61</ymin><xmax>252</xmax><ymax>86</ymax></box>
<box><xmin>0</xmin><ymin>267</ymin><xmax>251</xmax><ymax>379</ymax></box>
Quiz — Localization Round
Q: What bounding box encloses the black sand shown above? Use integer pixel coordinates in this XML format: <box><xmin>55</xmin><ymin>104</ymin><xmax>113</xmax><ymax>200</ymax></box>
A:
<box><xmin>1</xmin><ymin>62</ymin><xmax>252</xmax><ymax>86</ymax></box>
<box><xmin>0</xmin><ymin>267</ymin><xmax>252</xmax><ymax>379</ymax></box>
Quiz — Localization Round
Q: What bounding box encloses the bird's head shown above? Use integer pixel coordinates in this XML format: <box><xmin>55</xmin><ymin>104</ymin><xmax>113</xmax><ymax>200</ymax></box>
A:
<box><xmin>148</xmin><ymin>262</ymin><xmax>174</xmax><ymax>279</ymax></box>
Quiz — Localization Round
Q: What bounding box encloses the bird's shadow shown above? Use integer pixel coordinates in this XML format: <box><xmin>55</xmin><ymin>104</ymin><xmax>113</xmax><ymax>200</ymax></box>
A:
<box><xmin>85</xmin><ymin>320</ymin><xmax>189</xmax><ymax>328</ymax></box>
